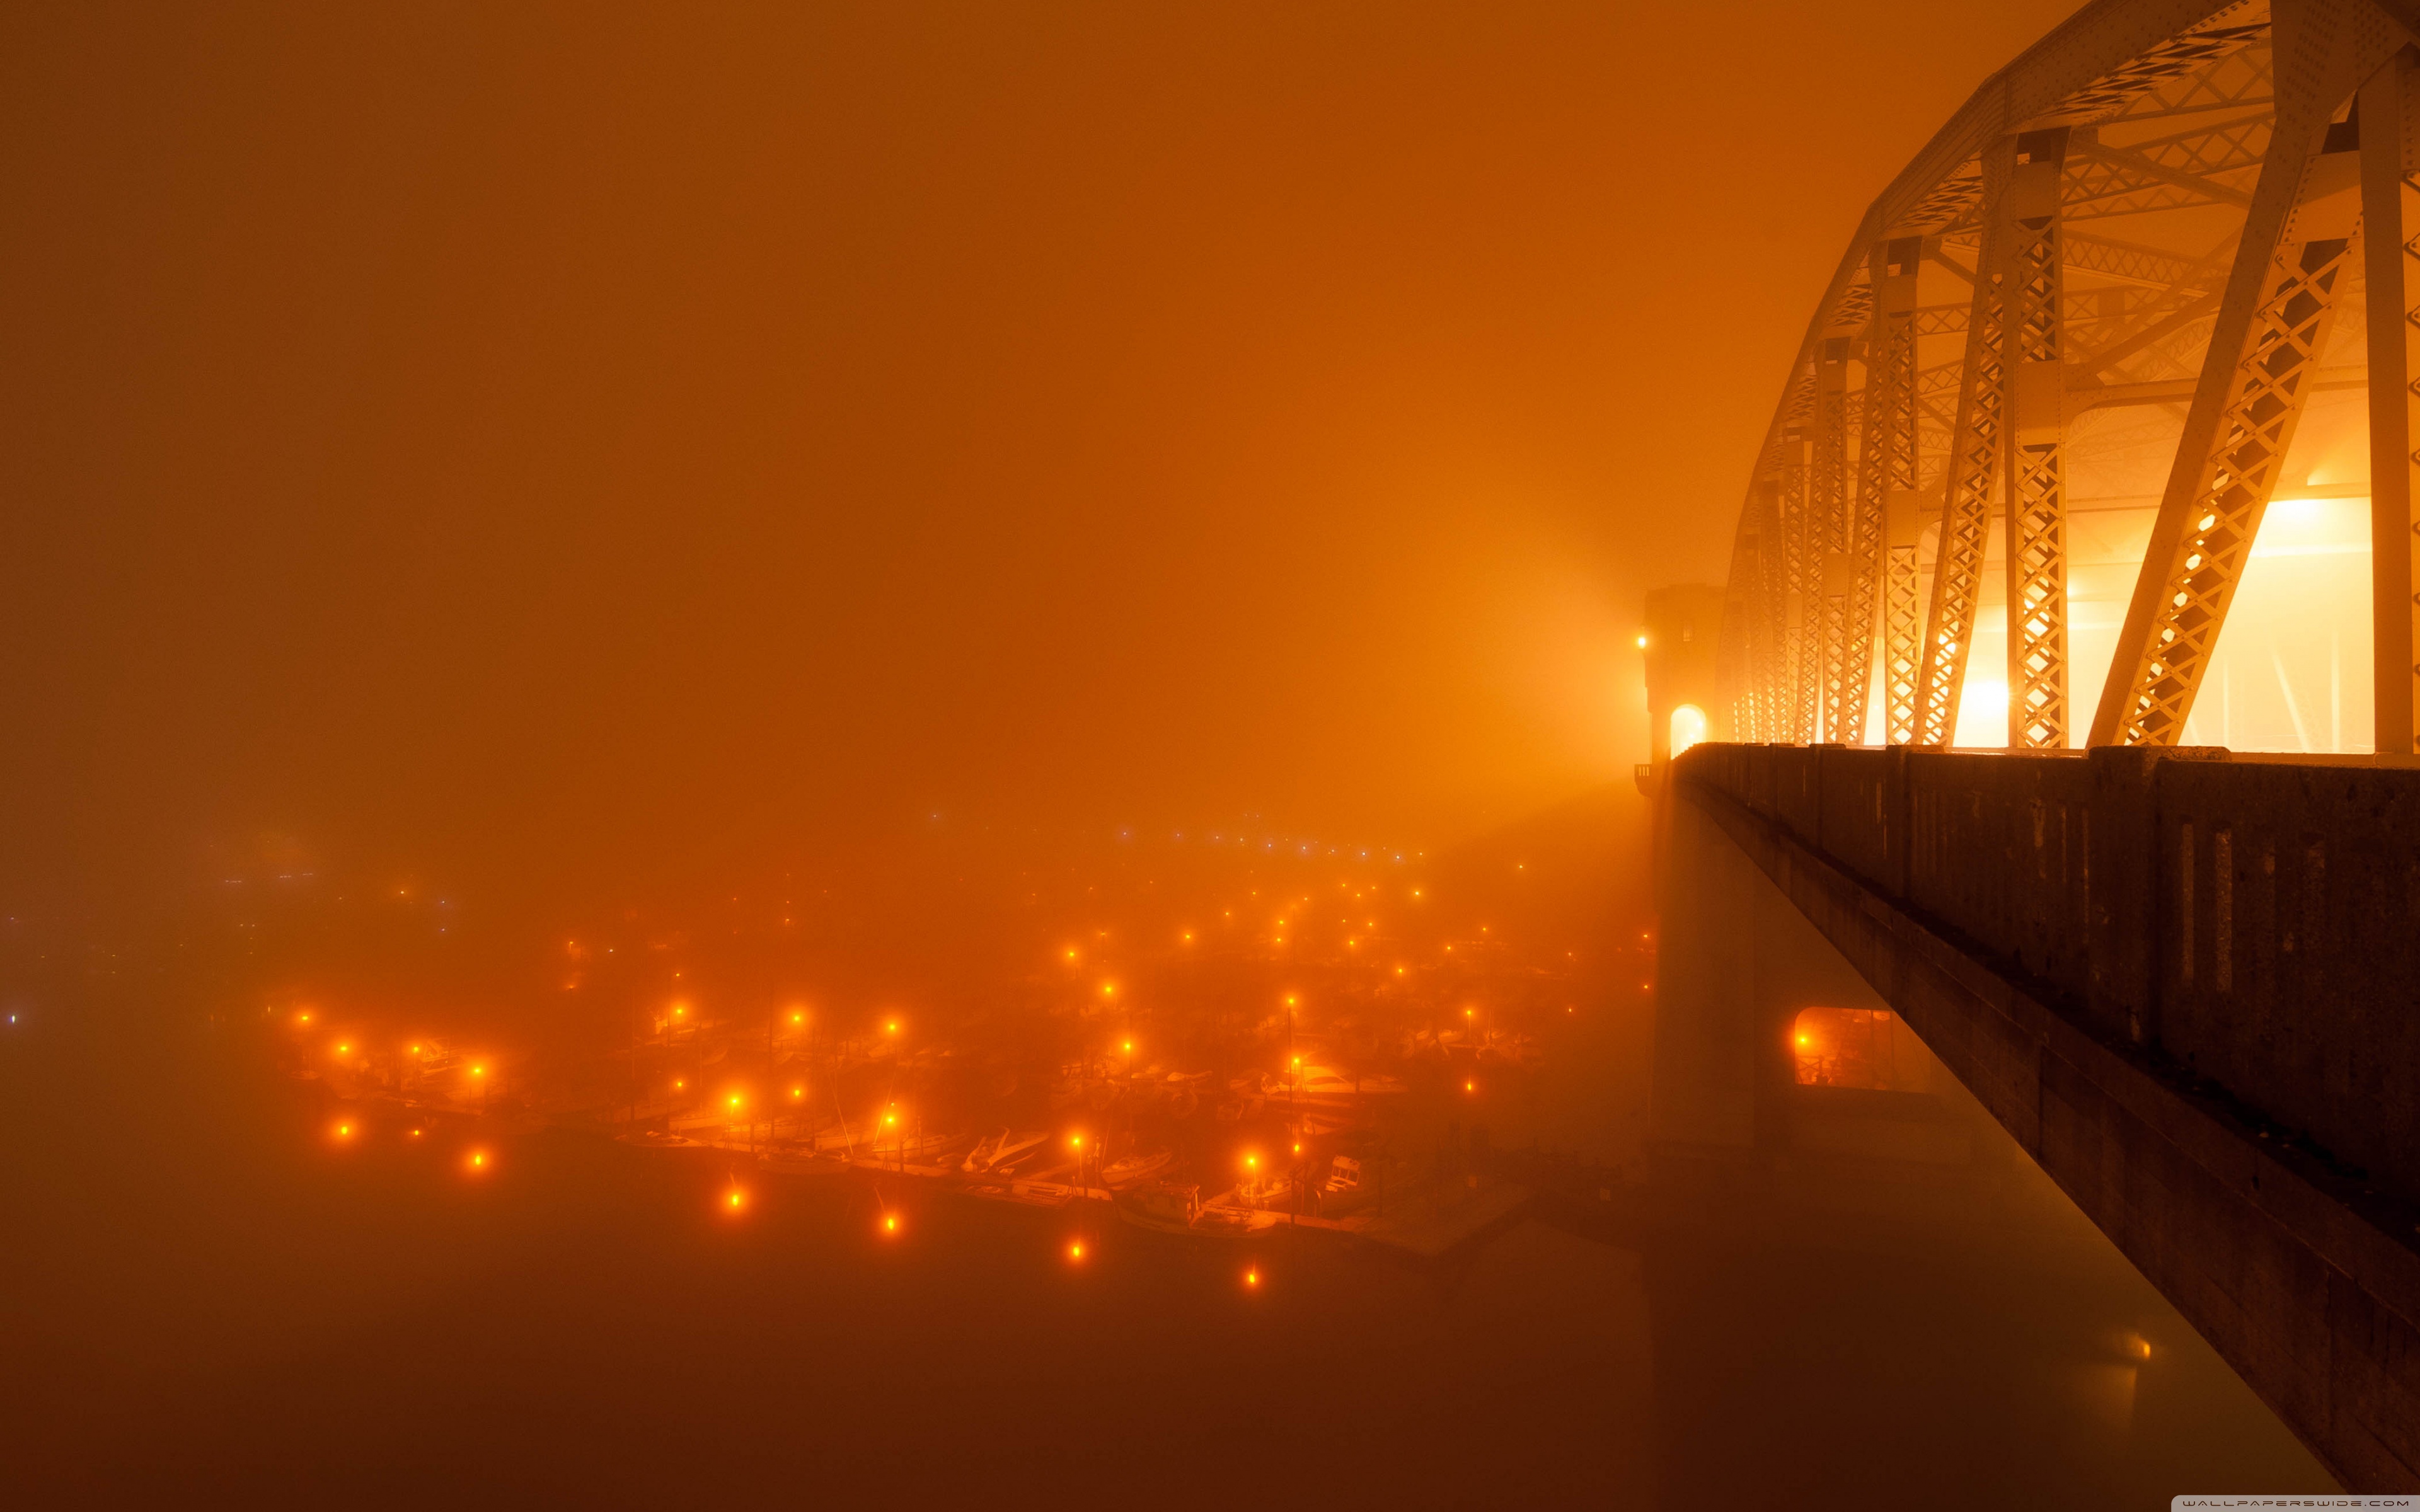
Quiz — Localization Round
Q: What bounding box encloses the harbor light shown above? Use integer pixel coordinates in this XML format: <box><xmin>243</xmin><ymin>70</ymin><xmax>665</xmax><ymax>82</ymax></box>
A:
<box><xmin>882</xmin><ymin>1213</ymin><xmax>900</xmax><ymax>1235</ymax></box>
<box><xmin>1068</xmin><ymin>1240</ymin><xmax>1085</xmax><ymax>1261</ymax></box>
<box><xmin>1465</xmin><ymin>1080</ymin><xmax>1475</xmax><ymax>1094</ymax></box>
<box><xmin>1244</xmin><ymin>1267</ymin><xmax>1260</xmax><ymax>1289</ymax></box>
<box><xmin>333</xmin><ymin>1121</ymin><xmax>354</xmax><ymax>1140</ymax></box>
<box><xmin>725</xmin><ymin>1188</ymin><xmax>747</xmax><ymax>1214</ymax></box>
<box><xmin>466</xmin><ymin>1150</ymin><xmax>490</xmax><ymax>1173</ymax></box>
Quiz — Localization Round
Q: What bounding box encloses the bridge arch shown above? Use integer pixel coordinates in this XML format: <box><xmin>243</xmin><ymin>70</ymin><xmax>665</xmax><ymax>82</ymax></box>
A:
<box><xmin>1710</xmin><ymin>0</ymin><xmax>2420</xmax><ymax>757</ymax></box>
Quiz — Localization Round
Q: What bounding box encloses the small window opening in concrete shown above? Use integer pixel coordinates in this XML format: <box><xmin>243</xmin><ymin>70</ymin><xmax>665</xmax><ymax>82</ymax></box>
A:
<box><xmin>1792</xmin><ymin>1006</ymin><xmax>1915</xmax><ymax>1090</ymax></box>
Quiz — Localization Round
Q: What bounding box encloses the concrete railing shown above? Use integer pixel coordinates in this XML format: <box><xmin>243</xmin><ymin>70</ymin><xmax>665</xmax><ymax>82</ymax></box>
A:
<box><xmin>1674</xmin><ymin>742</ymin><xmax>2420</xmax><ymax>1209</ymax></box>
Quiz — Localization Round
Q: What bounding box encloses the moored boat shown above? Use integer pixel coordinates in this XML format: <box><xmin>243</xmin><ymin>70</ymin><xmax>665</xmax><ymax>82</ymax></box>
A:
<box><xmin>1099</xmin><ymin>1147</ymin><xmax>1173</xmax><ymax>1188</ymax></box>
<box><xmin>961</xmin><ymin>1128</ymin><xmax>1051</xmax><ymax>1174</ymax></box>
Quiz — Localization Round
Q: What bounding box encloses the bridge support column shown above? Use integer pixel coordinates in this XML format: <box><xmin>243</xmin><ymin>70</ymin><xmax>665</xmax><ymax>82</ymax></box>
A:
<box><xmin>1652</xmin><ymin>789</ymin><xmax>1897</xmax><ymax>1162</ymax></box>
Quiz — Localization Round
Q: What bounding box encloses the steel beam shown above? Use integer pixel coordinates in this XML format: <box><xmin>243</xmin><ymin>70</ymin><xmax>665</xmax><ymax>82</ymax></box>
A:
<box><xmin>2090</xmin><ymin>1</ymin><xmax>2389</xmax><ymax>747</ymax></box>
<box><xmin>2363</xmin><ymin>49</ymin><xmax>2420</xmax><ymax>753</ymax></box>
<box><xmin>2003</xmin><ymin>128</ymin><xmax>2074</xmax><ymax>750</ymax></box>
<box><xmin>1779</xmin><ymin>426</ymin><xmax>1816</xmax><ymax>742</ymax></box>
<box><xmin>1858</xmin><ymin>238</ymin><xmax>1923</xmax><ymax>745</ymax></box>
<box><xmin>1915</xmin><ymin>141</ymin><xmax>2014</xmax><ymax>747</ymax></box>
<box><xmin>1815</xmin><ymin>340</ymin><xmax>1853</xmax><ymax>741</ymax></box>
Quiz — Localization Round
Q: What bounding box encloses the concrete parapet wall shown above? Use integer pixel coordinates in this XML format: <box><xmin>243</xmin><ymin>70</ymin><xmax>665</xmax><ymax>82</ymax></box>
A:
<box><xmin>1672</xmin><ymin>765</ymin><xmax>2420</xmax><ymax>1489</ymax></box>
<box><xmin>1678</xmin><ymin>744</ymin><xmax>2420</xmax><ymax>1210</ymax></box>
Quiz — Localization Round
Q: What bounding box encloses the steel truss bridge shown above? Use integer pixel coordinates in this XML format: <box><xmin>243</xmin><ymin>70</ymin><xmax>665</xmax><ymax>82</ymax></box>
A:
<box><xmin>1717</xmin><ymin>0</ymin><xmax>2420</xmax><ymax>757</ymax></box>
<box><xmin>1659</xmin><ymin>0</ymin><xmax>2420</xmax><ymax>1489</ymax></box>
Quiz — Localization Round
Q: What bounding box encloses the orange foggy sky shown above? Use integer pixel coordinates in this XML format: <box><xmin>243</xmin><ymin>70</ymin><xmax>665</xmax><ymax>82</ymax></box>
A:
<box><xmin>0</xmin><ymin>1</ymin><xmax>2080</xmax><ymax>904</ymax></box>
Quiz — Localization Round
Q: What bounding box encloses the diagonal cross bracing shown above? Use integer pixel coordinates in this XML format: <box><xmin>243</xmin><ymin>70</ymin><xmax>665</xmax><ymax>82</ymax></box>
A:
<box><xmin>1915</xmin><ymin>142</ymin><xmax>2014</xmax><ymax>747</ymax></box>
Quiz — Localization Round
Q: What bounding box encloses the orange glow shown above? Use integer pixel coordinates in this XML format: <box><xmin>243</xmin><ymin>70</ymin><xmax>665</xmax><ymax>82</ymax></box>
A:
<box><xmin>1121</xmin><ymin>1040</ymin><xmax>1133</xmax><ymax>1054</ymax></box>
<box><xmin>728</xmin><ymin>1093</ymin><xmax>742</xmax><ymax>1109</ymax></box>
<box><xmin>674</xmin><ymin>1078</ymin><xmax>686</xmax><ymax>1090</ymax></box>
<box><xmin>1792</xmin><ymin>1007</ymin><xmax>1909</xmax><ymax>1090</ymax></box>
<box><xmin>333</xmin><ymin>1121</ymin><xmax>354</xmax><ymax>1139</ymax></box>
<box><xmin>1243</xmin><ymin>1154</ymin><xmax>1257</xmax><ymax>1169</ymax></box>
<box><xmin>725</xmin><ymin>1189</ymin><xmax>747</xmax><ymax>1213</ymax></box>
<box><xmin>466</xmin><ymin>1150</ymin><xmax>490</xmax><ymax>1172</ymax></box>
<box><xmin>1069</xmin><ymin>1133</ymin><xmax>1084</xmax><ymax>1148</ymax></box>
<box><xmin>1291</xmin><ymin>1142</ymin><xmax>1301</xmax><ymax>1154</ymax></box>
<box><xmin>1064</xmin><ymin>948</ymin><xmax>1078</xmax><ymax>961</ymax></box>
<box><xmin>1244</xmin><ymin>1267</ymin><xmax>1260</xmax><ymax>1288</ymax></box>
<box><xmin>790</xmin><ymin>1011</ymin><xmax>804</xmax><ymax>1024</ymax></box>
<box><xmin>1669</xmin><ymin>702</ymin><xmax>1708</xmax><ymax>758</ymax></box>
<box><xmin>470</xmin><ymin>1064</ymin><xmax>485</xmax><ymax>1078</ymax></box>
<box><xmin>885</xmin><ymin>1020</ymin><xmax>899</xmax><ymax>1035</ymax></box>
<box><xmin>408</xmin><ymin>1128</ymin><xmax>424</xmax><ymax>1138</ymax></box>
<box><xmin>297</xmin><ymin>1012</ymin><xmax>312</xmax><ymax>1025</ymax></box>
<box><xmin>335</xmin><ymin>1043</ymin><xmax>350</xmax><ymax>1056</ymax></box>
<box><xmin>791</xmin><ymin>1085</ymin><xmax>804</xmax><ymax>1099</ymax></box>
<box><xmin>1100</xmin><ymin>982</ymin><xmax>1115</xmax><ymax>998</ymax></box>
<box><xmin>882</xmin><ymin>1213</ymin><xmax>900</xmax><ymax>1235</ymax></box>
<box><xmin>1067</xmin><ymin>1240</ymin><xmax>1085</xmax><ymax>1261</ymax></box>
<box><xmin>1464</xmin><ymin>1080</ymin><xmax>1475</xmax><ymax>1093</ymax></box>
<box><xmin>409</xmin><ymin>1043</ymin><xmax>422</xmax><ymax>1055</ymax></box>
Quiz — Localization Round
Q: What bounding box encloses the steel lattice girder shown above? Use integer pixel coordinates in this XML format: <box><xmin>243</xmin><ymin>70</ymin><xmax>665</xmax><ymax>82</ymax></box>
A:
<box><xmin>1814</xmin><ymin>341</ymin><xmax>1853</xmax><ymax>741</ymax></box>
<box><xmin>1915</xmin><ymin>139</ymin><xmax>2014</xmax><ymax>747</ymax></box>
<box><xmin>2090</xmin><ymin>0</ymin><xmax>2400</xmax><ymax>746</ymax></box>
<box><xmin>2002</xmin><ymin>129</ymin><xmax>2075</xmax><ymax>750</ymax></box>
<box><xmin>1849</xmin><ymin>238</ymin><xmax>1922</xmax><ymax>745</ymax></box>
